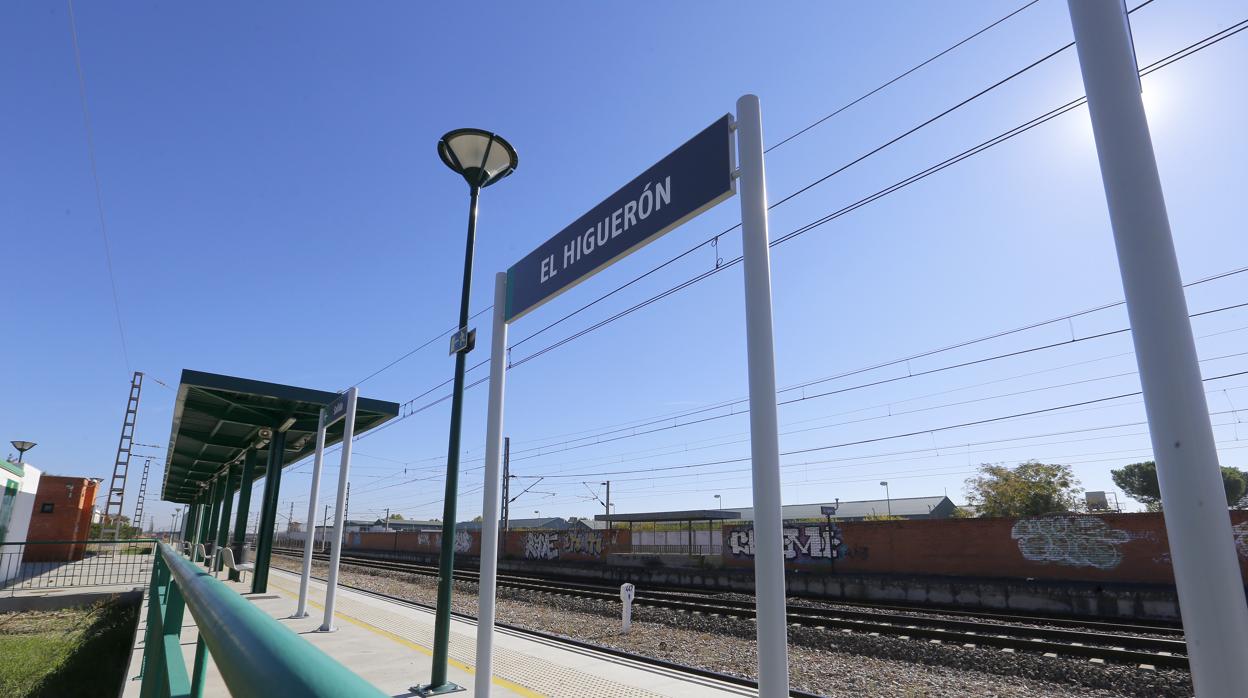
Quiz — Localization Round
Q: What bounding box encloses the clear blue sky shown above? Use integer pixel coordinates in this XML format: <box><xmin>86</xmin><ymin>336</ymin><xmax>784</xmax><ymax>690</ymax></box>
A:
<box><xmin>4</xmin><ymin>1</ymin><xmax>1247</xmax><ymax>531</ymax></box>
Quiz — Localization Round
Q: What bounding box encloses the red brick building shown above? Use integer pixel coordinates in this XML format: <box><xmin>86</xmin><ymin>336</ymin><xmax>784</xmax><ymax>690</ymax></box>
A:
<box><xmin>23</xmin><ymin>476</ymin><xmax>99</xmax><ymax>562</ymax></box>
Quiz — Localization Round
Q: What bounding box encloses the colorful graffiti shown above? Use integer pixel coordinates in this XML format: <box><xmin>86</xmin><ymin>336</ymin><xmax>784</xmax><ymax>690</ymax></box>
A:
<box><xmin>1010</xmin><ymin>515</ymin><xmax>1133</xmax><ymax>570</ymax></box>
<box><xmin>727</xmin><ymin>523</ymin><xmax>848</xmax><ymax>561</ymax></box>
<box><xmin>524</xmin><ymin>531</ymin><xmax>560</xmax><ymax>560</ymax></box>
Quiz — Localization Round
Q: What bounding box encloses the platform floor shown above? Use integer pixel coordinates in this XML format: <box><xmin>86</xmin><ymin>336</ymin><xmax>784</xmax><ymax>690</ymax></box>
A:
<box><xmin>123</xmin><ymin>567</ymin><xmax>756</xmax><ymax>697</ymax></box>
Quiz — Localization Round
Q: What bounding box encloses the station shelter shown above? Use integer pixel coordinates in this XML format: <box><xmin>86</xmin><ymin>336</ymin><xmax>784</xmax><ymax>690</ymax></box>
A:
<box><xmin>161</xmin><ymin>369</ymin><xmax>398</xmax><ymax>592</ymax></box>
<box><xmin>595</xmin><ymin>509</ymin><xmax>741</xmax><ymax>559</ymax></box>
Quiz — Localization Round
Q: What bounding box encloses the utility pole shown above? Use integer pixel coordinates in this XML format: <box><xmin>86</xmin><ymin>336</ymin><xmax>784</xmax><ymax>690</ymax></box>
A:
<box><xmin>288</xmin><ymin>502</ymin><xmax>294</xmax><ymax>533</ymax></box>
<box><xmin>323</xmin><ymin>504</ymin><xmax>330</xmax><ymax>553</ymax></box>
<box><xmin>501</xmin><ymin>438</ymin><xmax>510</xmax><ymax>533</ymax></box>
<box><xmin>385</xmin><ymin>507</ymin><xmax>390</xmax><ymax>531</ymax></box>
<box><xmin>345</xmin><ymin>482</ymin><xmax>350</xmax><ymax>523</ymax></box>
<box><xmin>103</xmin><ymin>371</ymin><xmax>143</xmax><ymax>539</ymax></box>
<box><xmin>601</xmin><ymin>480</ymin><xmax>611</xmax><ymax>527</ymax></box>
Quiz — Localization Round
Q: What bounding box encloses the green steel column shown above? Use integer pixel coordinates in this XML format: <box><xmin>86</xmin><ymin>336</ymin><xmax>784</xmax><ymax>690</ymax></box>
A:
<box><xmin>230</xmin><ymin>450</ymin><xmax>257</xmax><ymax>581</ymax></box>
<box><xmin>251</xmin><ymin>429</ymin><xmax>286</xmax><ymax>593</ymax></box>
<box><xmin>195</xmin><ymin>499</ymin><xmax>211</xmax><ymax>562</ymax></box>
<box><xmin>204</xmin><ymin>476</ymin><xmax>225</xmax><ymax>569</ymax></box>
<box><xmin>216</xmin><ymin>463</ymin><xmax>239</xmax><ymax>573</ymax></box>
<box><xmin>184</xmin><ymin>502</ymin><xmax>199</xmax><ymax>555</ymax></box>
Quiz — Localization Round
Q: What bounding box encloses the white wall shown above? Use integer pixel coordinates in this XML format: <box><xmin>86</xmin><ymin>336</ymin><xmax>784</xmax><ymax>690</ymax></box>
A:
<box><xmin>1</xmin><ymin>462</ymin><xmax>43</xmax><ymax>587</ymax></box>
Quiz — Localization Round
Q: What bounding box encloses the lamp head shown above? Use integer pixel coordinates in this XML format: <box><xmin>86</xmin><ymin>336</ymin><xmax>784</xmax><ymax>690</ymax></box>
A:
<box><xmin>438</xmin><ymin>129</ymin><xmax>518</xmax><ymax>189</ymax></box>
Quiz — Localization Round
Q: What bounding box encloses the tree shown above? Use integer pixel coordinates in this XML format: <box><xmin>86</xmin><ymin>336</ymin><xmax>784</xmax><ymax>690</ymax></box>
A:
<box><xmin>963</xmin><ymin>461</ymin><xmax>1082</xmax><ymax>517</ymax></box>
<box><xmin>1111</xmin><ymin>460</ymin><xmax>1247</xmax><ymax>510</ymax></box>
<box><xmin>388</xmin><ymin>513</ymin><xmax>404</xmax><ymax>520</ymax></box>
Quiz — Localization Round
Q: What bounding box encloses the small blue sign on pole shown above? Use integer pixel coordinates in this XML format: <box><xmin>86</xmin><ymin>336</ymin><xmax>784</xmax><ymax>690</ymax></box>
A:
<box><xmin>504</xmin><ymin>115</ymin><xmax>735</xmax><ymax>322</ymax></box>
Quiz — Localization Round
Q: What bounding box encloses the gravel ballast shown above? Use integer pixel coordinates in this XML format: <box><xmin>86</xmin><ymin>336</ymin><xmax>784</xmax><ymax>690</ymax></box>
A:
<box><xmin>273</xmin><ymin>555</ymin><xmax>1193</xmax><ymax>698</ymax></box>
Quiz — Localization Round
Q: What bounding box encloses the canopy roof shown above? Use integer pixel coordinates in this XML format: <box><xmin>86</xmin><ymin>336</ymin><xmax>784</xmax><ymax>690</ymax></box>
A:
<box><xmin>161</xmin><ymin>369</ymin><xmax>399</xmax><ymax>504</ymax></box>
<box><xmin>594</xmin><ymin>509</ymin><xmax>741</xmax><ymax>523</ymax></box>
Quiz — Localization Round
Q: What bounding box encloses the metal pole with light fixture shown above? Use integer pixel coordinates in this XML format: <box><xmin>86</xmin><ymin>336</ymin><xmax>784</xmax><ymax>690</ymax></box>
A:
<box><xmin>1066</xmin><ymin>2</ymin><xmax>1248</xmax><ymax>693</ymax></box>
<box><xmin>10</xmin><ymin>440</ymin><xmax>35</xmax><ymax>465</ymax></box>
<box><xmin>419</xmin><ymin>128</ymin><xmax>518</xmax><ymax>697</ymax></box>
<box><xmin>321</xmin><ymin>387</ymin><xmax>358</xmax><ymax>632</ymax></box>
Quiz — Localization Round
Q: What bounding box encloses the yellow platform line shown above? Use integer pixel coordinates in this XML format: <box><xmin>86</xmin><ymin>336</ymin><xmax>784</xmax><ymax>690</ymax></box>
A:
<box><xmin>267</xmin><ymin>580</ymin><xmax>544</xmax><ymax>698</ymax></box>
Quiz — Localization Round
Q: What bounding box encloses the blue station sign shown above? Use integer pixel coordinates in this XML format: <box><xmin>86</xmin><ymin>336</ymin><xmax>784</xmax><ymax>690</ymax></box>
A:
<box><xmin>504</xmin><ymin>115</ymin><xmax>735</xmax><ymax>322</ymax></box>
<box><xmin>325</xmin><ymin>391</ymin><xmax>349</xmax><ymax>426</ymax></box>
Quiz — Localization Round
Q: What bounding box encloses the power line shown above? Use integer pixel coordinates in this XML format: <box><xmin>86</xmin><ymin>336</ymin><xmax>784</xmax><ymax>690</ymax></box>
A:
<box><xmin>764</xmin><ymin>0</ymin><xmax>1045</xmax><ymax>153</ymax></box>
<box><xmin>66</xmin><ymin>0</ymin><xmax>130</xmax><ymax>374</ymax></box>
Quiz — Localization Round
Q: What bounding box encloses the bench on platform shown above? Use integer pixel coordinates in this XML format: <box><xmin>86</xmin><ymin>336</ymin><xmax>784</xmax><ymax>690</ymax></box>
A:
<box><xmin>221</xmin><ymin>546</ymin><xmax>254</xmax><ymax>582</ymax></box>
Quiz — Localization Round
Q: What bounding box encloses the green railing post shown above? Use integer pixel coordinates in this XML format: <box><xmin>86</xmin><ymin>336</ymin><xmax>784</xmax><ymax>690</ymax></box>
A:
<box><xmin>230</xmin><ymin>450</ymin><xmax>257</xmax><ymax>582</ymax></box>
<box><xmin>190</xmin><ymin>636</ymin><xmax>209</xmax><ymax>697</ymax></box>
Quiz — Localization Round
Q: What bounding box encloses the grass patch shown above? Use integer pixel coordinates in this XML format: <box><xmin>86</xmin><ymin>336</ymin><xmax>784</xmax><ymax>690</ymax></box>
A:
<box><xmin>0</xmin><ymin>600</ymin><xmax>139</xmax><ymax>697</ymax></box>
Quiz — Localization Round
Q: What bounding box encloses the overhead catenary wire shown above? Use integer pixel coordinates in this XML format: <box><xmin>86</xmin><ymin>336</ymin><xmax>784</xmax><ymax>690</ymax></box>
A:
<box><xmin>66</xmin><ymin>0</ymin><xmax>130</xmax><ymax>374</ymax></box>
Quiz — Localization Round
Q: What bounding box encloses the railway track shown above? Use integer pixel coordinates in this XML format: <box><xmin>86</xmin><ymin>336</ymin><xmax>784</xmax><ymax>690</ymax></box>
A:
<box><xmin>273</xmin><ymin>547</ymin><xmax>1190</xmax><ymax>670</ymax></box>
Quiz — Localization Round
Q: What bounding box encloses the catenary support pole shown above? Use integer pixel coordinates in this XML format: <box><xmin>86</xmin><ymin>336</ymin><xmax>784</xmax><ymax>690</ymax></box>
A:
<box><xmin>229</xmin><ymin>449</ymin><xmax>256</xmax><ymax>581</ymax></box>
<box><xmin>1066</xmin><ymin>2</ymin><xmax>1248</xmax><ymax>694</ymax></box>
<box><xmin>295</xmin><ymin>408</ymin><xmax>327</xmax><ymax>618</ymax></box>
<box><xmin>321</xmin><ymin>387</ymin><xmax>359</xmax><ymax>631</ymax></box>
<box><xmin>735</xmin><ymin>93</ymin><xmax>790</xmax><ymax>698</ymax></box>
<box><xmin>205</xmin><ymin>476</ymin><xmax>224</xmax><ymax>569</ymax></box>
<box><xmin>474</xmin><ymin>273</ymin><xmax>510</xmax><ymax>698</ymax></box>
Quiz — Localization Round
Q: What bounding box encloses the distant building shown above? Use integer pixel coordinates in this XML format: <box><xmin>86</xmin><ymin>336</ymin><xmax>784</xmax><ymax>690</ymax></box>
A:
<box><xmin>372</xmin><ymin>518</ymin><xmax>441</xmax><ymax>533</ymax></box>
<box><xmin>458</xmin><ymin>517</ymin><xmax>575</xmax><ymax>531</ymax></box>
<box><xmin>702</xmin><ymin>496</ymin><xmax>959</xmax><ymax>522</ymax></box>
<box><xmin>23</xmin><ymin>475</ymin><xmax>98</xmax><ymax>562</ymax></box>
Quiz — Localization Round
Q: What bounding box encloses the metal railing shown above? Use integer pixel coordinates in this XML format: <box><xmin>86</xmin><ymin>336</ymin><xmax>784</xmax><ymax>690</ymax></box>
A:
<box><xmin>0</xmin><ymin>539</ymin><xmax>156</xmax><ymax>595</ymax></box>
<box><xmin>629</xmin><ymin>543</ymin><xmax>722</xmax><ymax>556</ymax></box>
<box><xmin>140</xmin><ymin>542</ymin><xmax>386</xmax><ymax>697</ymax></box>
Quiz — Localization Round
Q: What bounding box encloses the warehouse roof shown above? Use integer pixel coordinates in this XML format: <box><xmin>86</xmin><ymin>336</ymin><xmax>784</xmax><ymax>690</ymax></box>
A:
<box><xmin>593</xmin><ymin>509</ymin><xmax>742</xmax><ymax>523</ymax></box>
<box><xmin>161</xmin><ymin>369</ymin><xmax>399</xmax><ymax>504</ymax></box>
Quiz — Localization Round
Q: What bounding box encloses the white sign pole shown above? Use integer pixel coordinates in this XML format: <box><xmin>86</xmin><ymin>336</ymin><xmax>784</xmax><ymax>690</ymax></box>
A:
<box><xmin>320</xmin><ymin>386</ymin><xmax>358</xmax><ymax>632</ymax></box>
<box><xmin>474</xmin><ymin>272</ymin><xmax>510</xmax><ymax>698</ymax></box>
<box><xmin>1066</xmin><ymin>2</ymin><xmax>1248</xmax><ymax>694</ymax></box>
<box><xmin>294</xmin><ymin>408</ymin><xmax>327</xmax><ymax>618</ymax></box>
<box><xmin>735</xmin><ymin>93</ymin><xmax>790</xmax><ymax>698</ymax></box>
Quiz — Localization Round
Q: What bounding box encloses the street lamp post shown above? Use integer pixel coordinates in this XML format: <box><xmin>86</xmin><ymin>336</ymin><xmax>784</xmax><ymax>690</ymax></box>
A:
<box><xmin>419</xmin><ymin>128</ymin><xmax>518</xmax><ymax>697</ymax></box>
<box><xmin>880</xmin><ymin>481</ymin><xmax>891</xmax><ymax>517</ymax></box>
<box><xmin>10</xmin><ymin>440</ymin><xmax>36</xmax><ymax>465</ymax></box>
<box><xmin>714</xmin><ymin>494</ymin><xmax>722</xmax><ymax>509</ymax></box>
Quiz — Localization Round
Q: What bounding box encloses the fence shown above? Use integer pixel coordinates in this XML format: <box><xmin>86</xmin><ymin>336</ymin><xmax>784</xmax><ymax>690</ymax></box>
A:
<box><xmin>0</xmin><ymin>539</ymin><xmax>156</xmax><ymax>595</ymax></box>
<box><xmin>140</xmin><ymin>542</ymin><xmax>386</xmax><ymax>697</ymax></box>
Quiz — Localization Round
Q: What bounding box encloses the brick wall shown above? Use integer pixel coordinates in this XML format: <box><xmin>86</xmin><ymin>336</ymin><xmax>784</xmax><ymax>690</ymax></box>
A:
<box><xmin>722</xmin><ymin>512</ymin><xmax>1248</xmax><ymax>584</ymax></box>
<box><xmin>23</xmin><ymin>476</ymin><xmax>99</xmax><ymax>562</ymax></box>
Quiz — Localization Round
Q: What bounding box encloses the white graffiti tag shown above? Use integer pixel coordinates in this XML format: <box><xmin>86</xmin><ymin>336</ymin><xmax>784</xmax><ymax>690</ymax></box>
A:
<box><xmin>728</xmin><ymin>528</ymin><xmax>754</xmax><ymax>556</ymax></box>
<box><xmin>524</xmin><ymin>531</ymin><xmax>559</xmax><ymax>560</ymax></box>
<box><xmin>1011</xmin><ymin>516</ymin><xmax>1132</xmax><ymax>569</ymax></box>
<box><xmin>1233</xmin><ymin>522</ymin><xmax>1248</xmax><ymax>558</ymax></box>
<box><xmin>729</xmin><ymin>525</ymin><xmax>846</xmax><ymax>560</ymax></box>
<box><xmin>453</xmin><ymin>530</ymin><xmax>473</xmax><ymax>554</ymax></box>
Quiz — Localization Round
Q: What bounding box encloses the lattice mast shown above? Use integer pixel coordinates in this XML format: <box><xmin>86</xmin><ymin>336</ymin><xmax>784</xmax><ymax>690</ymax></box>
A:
<box><xmin>132</xmin><ymin>457</ymin><xmax>152</xmax><ymax>532</ymax></box>
<box><xmin>102</xmin><ymin>371</ymin><xmax>143</xmax><ymax>539</ymax></box>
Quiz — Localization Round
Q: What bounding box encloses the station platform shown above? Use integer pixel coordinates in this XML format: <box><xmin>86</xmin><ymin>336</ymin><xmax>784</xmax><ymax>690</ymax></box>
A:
<box><xmin>124</xmin><ymin>567</ymin><xmax>757</xmax><ymax>697</ymax></box>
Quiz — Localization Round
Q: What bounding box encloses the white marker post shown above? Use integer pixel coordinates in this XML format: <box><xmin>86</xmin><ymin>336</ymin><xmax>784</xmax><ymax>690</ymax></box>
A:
<box><xmin>321</xmin><ymin>386</ymin><xmax>359</xmax><ymax>632</ymax></box>
<box><xmin>474</xmin><ymin>273</ymin><xmax>510</xmax><ymax>698</ymax></box>
<box><xmin>1066</xmin><ymin>2</ymin><xmax>1248</xmax><ymax>694</ymax></box>
<box><xmin>619</xmin><ymin>583</ymin><xmax>635</xmax><ymax>634</ymax></box>
<box><xmin>294</xmin><ymin>408</ymin><xmax>328</xmax><ymax>618</ymax></box>
<box><xmin>735</xmin><ymin>93</ymin><xmax>790</xmax><ymax>698</ymax></box>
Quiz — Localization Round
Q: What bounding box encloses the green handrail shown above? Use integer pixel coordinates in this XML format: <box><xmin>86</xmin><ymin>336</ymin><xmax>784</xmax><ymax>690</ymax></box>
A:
<box><xmin>140</xmin><ymin>542</ymin><xmax>386</xmax><ymax>698</ymax></box>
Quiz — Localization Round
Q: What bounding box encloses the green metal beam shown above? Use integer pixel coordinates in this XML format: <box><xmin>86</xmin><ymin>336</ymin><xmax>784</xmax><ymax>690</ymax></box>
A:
<box><xmin>215</xmin><ymin>463</ymin><xmax>239</xmax><ymax>574</ymax></box>
<box><xmin>251</xmin><ymin>429</ymin><xmax>286</xmax><ymax>593</ymax></box>
<box><xmin>204</xmin><ymin>477</ymin><xmax>224</xmax><ymax>570</ymax></box>
<box><xmin>230</xmin><ymin>450</ymin><xmax>257</xmax><ymax>582</ymax></box>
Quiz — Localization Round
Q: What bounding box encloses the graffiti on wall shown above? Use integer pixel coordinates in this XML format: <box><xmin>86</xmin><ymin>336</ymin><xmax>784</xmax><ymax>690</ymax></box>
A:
<box><xmin>1010</xmin><ymin>515</ymin><xmax>1133</xmax><ymax>570</ymax></box>
<box><xmin>454</xmin><ymin>530</ymin><xmax>473</xmax><ymax>554</ymax></box>
<box><xmin>727</xmin><ymin>524</ymin><xmax>849</xmax><ymax>561</ymax></box>
<box><xmin>1233</xmin><ymin>522</ymin><xmax>1248</xmax><ymax>559</ymax></box>
<box><xmin>520</xmin><ymin>529</ymin><xmax>608</xmax><ymax>560</ymax></box>
<box><xmin>524</xmin><ymin>531</ymin><xmax>560</xmax><ymax>559</ymax></box>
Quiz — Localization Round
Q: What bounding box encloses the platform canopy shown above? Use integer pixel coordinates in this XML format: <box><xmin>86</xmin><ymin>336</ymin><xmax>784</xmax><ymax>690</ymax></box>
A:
<box><xmin>161</xmin><ymin>369</ymin><xmax>399</xmax><ymax>504</ymax></box>
<box><xmin>594</xmin><ymin>509</ymin><xmax>741</xmax><ymax>523</ymax></box>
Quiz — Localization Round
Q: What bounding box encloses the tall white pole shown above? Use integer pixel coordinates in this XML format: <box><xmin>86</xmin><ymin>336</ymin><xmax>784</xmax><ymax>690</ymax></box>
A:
<box><xmin>321</xmin><ymin>387</ymin><xmax>358</xmax><ymax>632</ymax></box>
<box><xmin>735</xmin><ymin>93</ymin><xmax>790</xmax><ymax>698</ymax></box>
<box><xmin>474</xmin><ymin>272</ymin><xmax>509</xmax><ymax>698</ymax></box>
<box><xmin>1067</xmin><ymin>2</ymin><xmax>1248</xmax><ymax>694</ymax></box>
<box><xmin>294</xmin><ymin>408</ymin><xmax>327</xmax><ymax>618</ymax></box>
